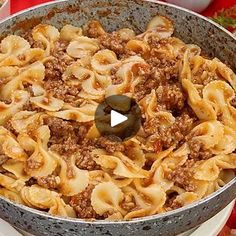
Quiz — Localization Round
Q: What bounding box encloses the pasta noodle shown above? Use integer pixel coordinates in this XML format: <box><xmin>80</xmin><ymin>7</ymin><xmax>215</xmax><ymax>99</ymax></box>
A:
<box><xmin>0</xmin><ymin>15</ymin><xmax>235</xmax><ymax>221</ymax></box>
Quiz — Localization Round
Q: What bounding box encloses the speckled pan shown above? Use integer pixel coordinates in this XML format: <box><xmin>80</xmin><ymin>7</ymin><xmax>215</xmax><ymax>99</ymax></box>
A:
<box><xmin>0</xmin><ymin>0</ymin><xmax>235</xmax><ymax>236</ymax></box>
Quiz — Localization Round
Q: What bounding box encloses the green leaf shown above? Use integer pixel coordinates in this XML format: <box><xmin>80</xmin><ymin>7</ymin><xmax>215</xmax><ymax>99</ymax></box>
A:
<box><xmin>211</xmin><ymin>13</ymin><xmax>236</xmax><ymax>28</ymax></box>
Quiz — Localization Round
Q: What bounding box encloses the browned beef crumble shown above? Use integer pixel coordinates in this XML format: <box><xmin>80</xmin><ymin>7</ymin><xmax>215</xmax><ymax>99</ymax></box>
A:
<box><xmin>25</xmin><ymin>30</ymin><xmax>80</xmax><ymax>105</ymax></box>
<box><xmin>43</xmin><ymin>51</ymin><xmax>78</xmax><ymax>105</ymax></box>
<box><xmin>143</xmin><ymin>112</ymin><xmax>195</xmax><ymax>149</ymax></box>
<box><xmin>120</xmin><ymin>195</ymin><xmax>136</xmax><ymax>212</ymax></box>
<box><xmin>51</xmin><ymin>40</ymin><xmax>69</xmax><ymax>57</ymax></box>
<box><xmin>166</xmin><ymin>199</ymin><xmax>183</xmax><ymax>211</ymax></box>
<box><xmin>164</xmin><ymin>192</ymin><xmax>183</xmax><ymax>211</ymax></box>
<box><xmin>44</xmin><ymin>56</ymin><xmax>74</xmax><ymax>80</ymax></box>
<box><xmin>147</xmin><ymin>57</ymin><xmax>180</xmax><ymax>81</ymax></box>
<box><xmin>23</xmin><ymin>32</ymin><xmax>44</xmax><ymax>49</ymax></box>
<box><xmin>44</xmin><ymin>117</ymin><xmax>99</xmax><ymax>171</ymax></box>
<box><xmin>43</xmin><ymin>77</ymin><xmax>82</xmax><ymax>105</ymax></box>
<box><xmin>133</xmin><ymin>54</ymin><xmax>180</xmax><ymax>101</ymax></box>
<box><xmin>156</xmin><ymin>83</ymin><xmax>187</xmax><ymax>111</ymax></box>
<box><xmin>174</xmin><ymin>112</ymin><xmax>195</xmax><ymax>136</ymax></box>
<box><xmin>22</xmin><ymin>101</ymin><xmax>45</xmax><ymax>113</ymax></box>
<box><xmin>25</xmin><ymin>158</ymin><xmax>43</xmax><ymax>171</ymax></box>
<box><xmin>44</xmin><ymin>117</ymin><xmax>88</xmax><ymax>155</ymax></box>
<box><xmin>42</xmin><ymin>39</ymin><xmax>79</xmax><ymax>104</ymax></box>
<box><xmin>191</xmin><ymin>63</ymin><xmax>218</xmax><ymax>86</ymax></box>
<box><xmin>146</xmin><ymin>38</ymin><xmax>181</xmax><ymax>82</ymax></box>
<box><xmin>95</xmin><ymin>136</ymin><xmax>125</xmax><ymax>153</ymax></box>
<box><xmin>134</xmin><ymin>71</ymin><xmax>159</xmax><ymax>101</ymax></box>
<box><xmin>98</xmin><ymin>32</ymin><xmax>127</xmax><ymax>56</ymax></box>
<box><xmin>75</xmin><ymin>139</ymin><xmax>100</xmax><ymax>171</ymax></box>
<box><xmin>70</xmin><ymin>185</ymin><xmax>105</xmax><ymax>219</ymax></box>
<box><xmin>166</xmin><ymin>160</ymin><xmax>195</xmax><ymax>192</ymax></box>
<box><xmin>188</xmin><ymin>139</ymin><xmax>213</xmax><ymax>160</ymax></box>
<box><xmin>83</xmin><ymin>20</ymin><xmax>106</xmax><ymax>38</ymax></box>
<box><xmin>37</xmin><ymin>175</ymin><xmax>58</xmax><ymax>189</ymax></box>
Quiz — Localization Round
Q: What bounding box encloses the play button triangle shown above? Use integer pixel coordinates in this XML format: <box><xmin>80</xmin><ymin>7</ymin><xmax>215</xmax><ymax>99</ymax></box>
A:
<box><xmin>110</xmin><ymin>110</ymin><xmax>128</xmax><ymax>127</ymax></box>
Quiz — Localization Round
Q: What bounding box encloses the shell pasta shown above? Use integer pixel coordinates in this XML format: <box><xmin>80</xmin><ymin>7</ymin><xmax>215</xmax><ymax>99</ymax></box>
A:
<box><xmin>0</xmin><ymin>16</ymin><xmax>235</xmax><ymax>221</ymax></box>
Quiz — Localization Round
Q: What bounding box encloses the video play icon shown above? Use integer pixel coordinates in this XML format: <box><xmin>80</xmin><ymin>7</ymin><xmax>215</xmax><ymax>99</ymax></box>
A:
<box><xmin>110</xmin><ymin>110</ymin><xmax>128</xmax><ymax>127</ymax></box>
<box><xmin>95</xmin><ymin>95</ymin><xmax>141</xmax><ymax>141</ymax></box>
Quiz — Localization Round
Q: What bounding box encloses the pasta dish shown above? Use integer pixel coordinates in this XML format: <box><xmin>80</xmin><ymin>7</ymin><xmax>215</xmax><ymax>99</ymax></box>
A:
<box><xmin>0</xmin><ymin>15</ymin><xmax>235</xmax><ymax>220</ymax></box>
<box><xmin>0</xmin><ymin>0</ymin><xmax>5</xmax><ymax>7</ymax></box>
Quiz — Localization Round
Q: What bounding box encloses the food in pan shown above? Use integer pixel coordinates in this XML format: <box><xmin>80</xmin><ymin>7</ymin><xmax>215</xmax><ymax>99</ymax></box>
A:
<box><xmin>0</xmin><ymin>0</ymin><xmax>5</xmax><ymax>7</ymax></box>
<box><xmin>0</xmin><ymin>15</ymin><xmax>235</xmax><ymax>220</ymax></box>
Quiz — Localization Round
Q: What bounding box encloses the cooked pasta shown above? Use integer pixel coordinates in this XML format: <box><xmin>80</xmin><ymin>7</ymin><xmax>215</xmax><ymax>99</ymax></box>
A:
<box><xmin>0</xmin><ymin>15</ymin><xmax>235</xmax><ymax>221</ymax></box>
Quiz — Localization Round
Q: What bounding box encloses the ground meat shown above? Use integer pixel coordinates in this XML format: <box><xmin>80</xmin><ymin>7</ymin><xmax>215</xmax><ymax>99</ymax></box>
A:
<box><xmin>98</xmin><ymin>32</ymin><xmax>126</xmax><ymax>56</ymax></box>
<box><xmin>188</xmin><ymin>139</ymin><xmax>213</xmax><ymax>160</ymax></box>
<box><xmin>0</xmin><ymin>154</ymin><xmax>9</xmax><ymax>165</ymax></box>
<box><xmin>1</xmin><ymin>98</ymin><xmax>11</xmax><ymax>104</ymax></box>
<box><xmin>120</xmin><ymin>195</ymin><xmax>136</xmax><ymax>212</ymax></box>
<box><xmin>191</xmin><ymin>63</ymin><xmax>218</xmax><ymax>86</ymax></box>
<box><xmin>161</xmin><ymin>125</ymin><xmax>183</xmax><ymax>149</ymax></box>
<box><xmin>144</xmin><ymin>119</ymin><xmax>182</xmax><ymax>149</ymax></box>
<box><xmin>44</xmin><ymin>117</ymin><xmax>99</xmax><ymax>171</ymax></box>
<box><xmin>166</xmin><ymin>160</ymin><xmax>195</xmax><ymax>192</ymax></box>
<box><xmin>43</xmin><ymin>73</ymin><xmax>81</xmax><ymax>105</ymax></box>
<box><xmin>166</xmin><ymin>199</ymin><xmax>183</xmax><ymax>211</ymax></box>
<box><xmin>149</xmin><ymin>58</ymin><xmax>179</xmax><ymax>81</ymax></box>
<box><xmin>51</xmin><ymin>40</ymin><xmax>69</xmax><ymax>57</ymax></box>
<box><xmin>23</xmin><ymin>32</ymin><xmax>44</xmax><ymax>49</ymax></box>
<box><xmin>134</xmin><ymin>70</ymin><xmax>160</xmax><ymax>101</ymax></box>
<box><xmin>50</xmin><ymin>136</ymin><xmax>79</xmax><ymax>157</ymax></box>
<box><xmin>37</xmin><ymin>175</ymin><xmax>59</xmax><ymax>189</ymax></box>
<box><xmin>75</xmin><ymin>140</ymin><xmax>100</xmax><ymax>171</ymax></box>
<box><xmin>44</xmin><ymin>59</ymin><xmax>62</xmax><ymax>81</ymax></box>
<box><xmin>144</xmin><ymin>112</ymin><xmax>194</xmax><ymax>149</ymax></box>
<box><xmin>83</xmin><ymin>20</ymin><xmax>106</xmax><ymax>38</ymax></box>
<box><xmin>43</xmin><ymin>39</ymin><xmax>76</xmax><ymax>104</ymax></box>
<box><xmin>146</xmin><ymin>38</ymin><xmax>181</xmax><ymax>82</ymax></box>
<box><xmin>45</xmin><ymin>117</ymin><xmax>86</xmax><ymax>143</ymax></box>
<box><xmin>110</xmin><ymin>66</ymin><xmax>124</xmax><ymax>85</ymax></box>
<box><xmin>44</xmin><ymin>117</ymin><xmax>89</xmax><ymax>155</ymax></box>
<box><xmin>95</xmin><ymin>136</ymin><xmax>125</xmax><ymax>153</ymax></box>
<box><xmin>22</xmin><ymin>100</ymin><xmax>45</xmax><ymax>112</ymax></box>
<box><xmin>70</xmin><ymin>185</ymin><xmax>104</xmax><ymax>219</ymax></box>
<box><xmin>174</xmin><ymin>112</ymin><xmax>195</xmax><ymax>136</ymax></box>
<box><xmin>25</xmin><ymin>158</ymin><xmax>43</xmax><ymax>171</ymax></box>
<box><xmin>44</xmin><ymin>56</ymin><xmax>74</xmax><ymax>80</ymax></box>
<box><xmin>165</xmin><ymin>192</ymin><xmax>182</xmax><ymax>211</ymax></box>
<box><xmin>156</xmin><ymin>83</ymin><xmax>186</xmax><ymax>111</ymax></box>
<box><xmin>111</xmin><ymin>74</ymin><xmax>124</xmax><ymax>85</ymax></box>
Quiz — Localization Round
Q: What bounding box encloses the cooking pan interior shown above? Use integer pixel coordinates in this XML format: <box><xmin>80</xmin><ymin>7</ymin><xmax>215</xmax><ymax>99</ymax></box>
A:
<box><xmin>2</xmin><ymin>0</ymin><xmax>236</xmax><ymax>70</ymax></box>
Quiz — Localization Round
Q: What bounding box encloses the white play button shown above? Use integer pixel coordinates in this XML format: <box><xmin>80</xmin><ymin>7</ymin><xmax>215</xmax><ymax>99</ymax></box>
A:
<box><xmin>110</xmin><ymin>110</ymin><xmax>128</xmax><ymax>127</ymax></box>
<box><xmin>95</xmin><ymin>95</ymin><xmax>141</xmax><ymax>141</ymax></box>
